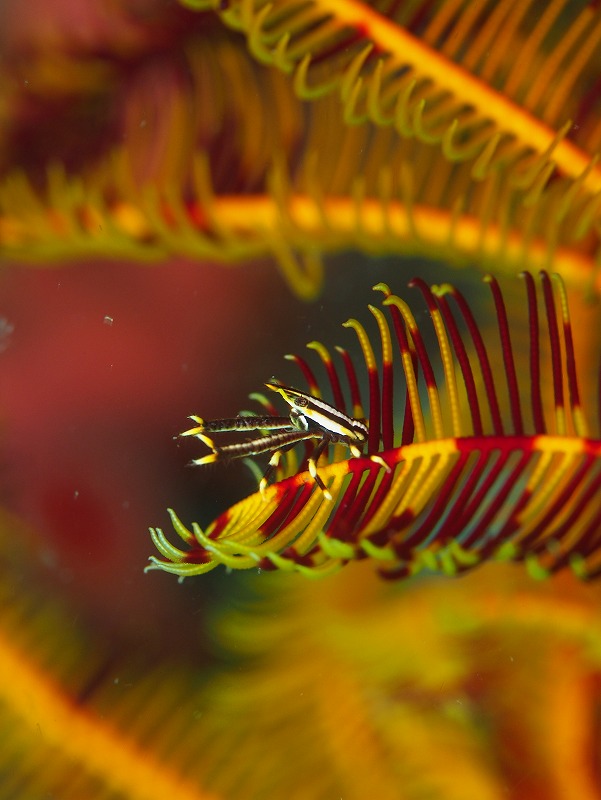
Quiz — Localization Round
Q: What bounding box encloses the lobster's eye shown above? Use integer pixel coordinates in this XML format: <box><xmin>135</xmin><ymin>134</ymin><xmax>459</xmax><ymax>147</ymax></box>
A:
<box><xmin>295</xmin><ymin>396</ymin><xmax>309</xmax><ymax>408</ymax></box>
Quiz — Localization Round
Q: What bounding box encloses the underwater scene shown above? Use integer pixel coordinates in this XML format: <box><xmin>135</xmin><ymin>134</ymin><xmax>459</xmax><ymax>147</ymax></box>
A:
<box><xmin>1</xmin><ymin>1</ymin><xmax>601</xmax><ymax>798</ymax></box>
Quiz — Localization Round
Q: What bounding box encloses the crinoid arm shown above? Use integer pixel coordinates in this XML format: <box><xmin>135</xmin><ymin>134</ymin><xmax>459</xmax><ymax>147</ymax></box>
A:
<box><xmin>148</xmin><ymin>272</ymin><xmax>601</xmax><ymax>583</ymax></box>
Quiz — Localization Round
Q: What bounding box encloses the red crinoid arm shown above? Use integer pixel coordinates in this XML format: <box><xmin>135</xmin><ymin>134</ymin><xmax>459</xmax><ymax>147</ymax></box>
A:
<box><xmin>521</xmin><ymin>271</ymin><xmax>545</xmax><ymax>434</ymax></box>
<box><xmin>335</xmin><ymin>345</ymin><xmax>366</xmax><ymax>423</ymax></box>
<box><xmin>148</xmin><ymin>272</ymin><xmax>601</xmax><ymax>584</ymax></box>
<box><xmin>440</xmin><ymin>281</ymin><xmax>504</xmax><ymax>436</ymax></box>
<box><xmin>284</xmin><ymin>352</ymin><xmax>320</xmax><ymax>397</ymax></box>
<box><xmin>306</xmin><ymin>341</ymin><xmax>347</xmax><ymax>413</ymax></box>
<box><xmin>374</xmin><ymin>282</ymin><xmax>416</xmax><ymax>446</ymax></box>
<box><xmin>431</xmin><ymin>287</ymin><xmax>483</xmax><ymax>436</ymax></box>
<box><xmin>541</xmin><ymin>270</ymin><xmax>566</xmax><ymax>433</ymax></box>
<box><xmin>371</xmin><ymin>303</ymin><xmax>395</xmax><ymax>451</ymax></box>
<box><xmin>343</xmin><ymin>316</ymin><xmax>381</xmax><ymax>454</ymax></box>
<box><xmin>485</xmin><ymin>274</ymin><xmax>524</xmax><ymax>435</ymax></box>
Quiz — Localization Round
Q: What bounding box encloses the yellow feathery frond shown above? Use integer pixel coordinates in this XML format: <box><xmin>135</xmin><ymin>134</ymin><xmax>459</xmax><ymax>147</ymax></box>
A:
<box><xmin>186</xmin><ymin>562</ymin><xmax>601</xmax><ymax>798</ymax></box>
<box><xmin>0</xmin><ymin>510</ymin><xmax>216</xmax><ymax>800</ymax></box>
<box><xmin>182</xmin><ymin>0</ymin><xmax>601</xmax><ymax>197</ymax></box>
<box><xmin>2</xmin><ymin>5</ymin><xmax>601</xmax><ymax>298</ymax></box>
<box><xmin>3</xmin><ymin>109</ymin><xmax>600</xmax><ymax>297</ymax></box>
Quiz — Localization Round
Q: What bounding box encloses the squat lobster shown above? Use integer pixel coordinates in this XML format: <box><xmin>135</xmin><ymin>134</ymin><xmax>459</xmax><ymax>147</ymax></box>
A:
<box><xmin>181</xmin><ymin>382</ymin><xmax>369</xmax><ymax>500</ymax></box>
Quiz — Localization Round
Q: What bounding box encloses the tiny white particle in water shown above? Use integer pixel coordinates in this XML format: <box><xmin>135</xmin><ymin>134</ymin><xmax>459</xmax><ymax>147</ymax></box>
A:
<box><xmin>74</xmin><ymin>490</ymin><xmax>79</xmax><ymax>499</ymax></box>
<box><xmin>103</xmin><ymin>315</ymin><xmax>114</xmax><ymax>326</ymax></box>
<box><xmin>0</xmin><ymin>317</ymin><xmax>15</xmax><ymax>352</ymax></box>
